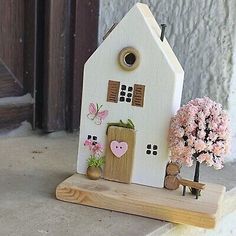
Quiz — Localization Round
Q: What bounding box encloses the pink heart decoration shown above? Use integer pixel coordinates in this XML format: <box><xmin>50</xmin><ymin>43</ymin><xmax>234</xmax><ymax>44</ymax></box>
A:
<box><xmin>110</xmin><ymin>141</ymin><xmax>128</xmax><ymax>158</ymax></box>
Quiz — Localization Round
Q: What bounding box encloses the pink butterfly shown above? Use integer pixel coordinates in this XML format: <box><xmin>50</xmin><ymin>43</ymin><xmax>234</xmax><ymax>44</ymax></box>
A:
<box><xmin>87</xmin><ymin>103</ymin><xmax>108</xmax><ymax>125</ymax></box>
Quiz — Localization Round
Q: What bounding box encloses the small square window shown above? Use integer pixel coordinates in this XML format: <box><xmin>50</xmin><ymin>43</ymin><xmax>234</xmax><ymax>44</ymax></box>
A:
<box><xmin>128</xmin><ymin>86</ymin><xmax>133</xmax><ymax>92</ymax></box>
<box><xmin>126</xmin><ymin>98</ymin><xmax>131</xmax><ymax>103</ymax></box>
<box><xmin>153</xmin><ymin>145</ymin><xmax>158</xmax><ymax>150</ymax></box>
<box><xmin>153</xmin><ymin>151</ymin><xmax>157</xmax><ymax>155</ymax></box>
<box><xmin>120</xmin><ymin>97</ymin><xmax>125</xmax><ymax>102</ymax></box>
<box><xmin>93</xmin><ymin>136</ymin><xmax>97</xmax><ymax>140</ymax></box>
<box><xmin>147</xmin><ymin>144</ymin><xmax>152</xmax><ymax>149</ymax></box>
<box><xmin>120</xmin><ymin>91</ymin><xmax>126</xmax><ymax>96</ymax></box>
<box><xmin>146</xmin><ymin>150</ymin><xmax>151</xmax><ymax>155</ymax></box>
<box><xmin>127</xmin><ymin>93</ymin><xmax>132</xmax><ymax>97</ymax></box>
<box><xmin>87</xmin><ymin>135</ymin><xmax>92</xmax><ymax>140</ymax></box>
<box><xmin>121</xmin><ymin>85</ymin><xmax>126</xmax><ymax>90</ymax></box>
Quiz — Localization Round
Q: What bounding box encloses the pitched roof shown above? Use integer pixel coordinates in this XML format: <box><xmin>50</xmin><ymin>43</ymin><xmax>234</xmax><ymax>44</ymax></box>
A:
<box><xmin>87</xmin><ymin>3</ymin><xmax>184</xmax><ymax>76</ymax></box>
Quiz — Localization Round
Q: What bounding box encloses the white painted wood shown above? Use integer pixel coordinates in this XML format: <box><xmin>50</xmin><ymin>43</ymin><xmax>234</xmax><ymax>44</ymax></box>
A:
<box><xmin>77</xmin><ymin>3</ymin><xmax>184</xmax><ymax>188</ymax></box>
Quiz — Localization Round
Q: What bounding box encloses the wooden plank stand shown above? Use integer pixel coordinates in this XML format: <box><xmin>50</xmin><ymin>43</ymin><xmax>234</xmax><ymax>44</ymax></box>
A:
<box><xmin>56</xmin><ymin>174</ymin><xmax>225</xmax><ymax>229</ymax></box>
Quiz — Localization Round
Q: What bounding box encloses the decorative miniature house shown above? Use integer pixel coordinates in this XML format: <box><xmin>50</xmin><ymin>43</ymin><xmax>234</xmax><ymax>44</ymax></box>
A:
<box><xmin>57</xmin><ymin>3</ymin><xmax>226</xmax><ymax>229</ymax></box>
<box><xmin>77</xmin><ymin>3</ymin><xmax>184</xmax><ymax>188</ymax></box>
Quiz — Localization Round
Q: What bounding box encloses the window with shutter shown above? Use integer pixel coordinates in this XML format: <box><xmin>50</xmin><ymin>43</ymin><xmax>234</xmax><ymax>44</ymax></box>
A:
<box><xmin>132</xmin><ymin>84</ymin><xmax>145</xmax><ymax>107</ymax></box>
<box><xmin>107</xmin><ymin>80</ymin><xmax>120</xmax><ymax>103</ymax></box>
<box><xmin>119</xmin><ymin>85</ymin><xmax>133</xmax><ymax>103</ymax></box>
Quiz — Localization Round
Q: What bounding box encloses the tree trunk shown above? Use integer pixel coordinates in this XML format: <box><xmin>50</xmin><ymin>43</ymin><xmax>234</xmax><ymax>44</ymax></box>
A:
<box><xmin>191</xmin><ymin>160</ymin><xmax>200</xmax><ymax>195</ymax></box>
<box><xmin>194</xmin><ymin>160</ymin><xmax>200</xmax><ymax>182</ymax></box>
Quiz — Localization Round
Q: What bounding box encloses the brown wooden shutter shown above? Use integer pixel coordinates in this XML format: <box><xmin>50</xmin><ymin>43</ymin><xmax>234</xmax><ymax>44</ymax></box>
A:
<box><xmin>132</xmin><ymin>84</ymin><xmax>145</xmax><ymax>107</ymax></box>
<box><xmin>107</xmin><ymin>80</ymin><xmax>120</xmax><ymax>103</ymax></box>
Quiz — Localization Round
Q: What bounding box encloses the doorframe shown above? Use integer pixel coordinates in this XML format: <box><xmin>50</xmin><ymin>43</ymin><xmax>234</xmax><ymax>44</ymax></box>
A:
<box><xmin>24</xmin><ymin>0</ymin><xmax>38</xmax><ymax>128</ymax></box>
<box><xmin>36</xmin><ymin>0</ymin><xmax>100</xmax><ymax>132</ymax></box>
<box><xmin>0</xmin><ymin>0</ymin><xmax>37</xmax><ymax>130</ymax></box>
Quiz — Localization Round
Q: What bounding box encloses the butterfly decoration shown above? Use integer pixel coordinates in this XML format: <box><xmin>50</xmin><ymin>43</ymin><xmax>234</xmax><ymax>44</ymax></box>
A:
<box><xmin>87</xmin><ymin>103</ymin><xmax>108</xmax><ymax>125</ymax></box>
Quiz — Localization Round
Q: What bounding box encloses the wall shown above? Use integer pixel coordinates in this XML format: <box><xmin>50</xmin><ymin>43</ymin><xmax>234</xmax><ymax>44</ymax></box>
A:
<box><xmin>98</xmin><ymin>0</ymin><xmax>236</xmax><ymax>108</ymax></box>
<box><xmin>228</xmin><ymin>35</ymin><xmax>236</xmax><ymax>161</ymax></box>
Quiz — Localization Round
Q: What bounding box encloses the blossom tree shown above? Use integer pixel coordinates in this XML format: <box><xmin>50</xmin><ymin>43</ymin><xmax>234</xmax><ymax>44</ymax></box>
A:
<box><xmin>168</xmin><ymin>97</ymin><xmax>230</xmax><ymax>188</ymax></box>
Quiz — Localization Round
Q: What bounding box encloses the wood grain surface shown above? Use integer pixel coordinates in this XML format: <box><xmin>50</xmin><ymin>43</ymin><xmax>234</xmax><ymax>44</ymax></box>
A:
<box><xmin>0</xmin><ymin>0</ymin><xmax>24</xmax><ymax>83</ymax></box>
<box><xmin>0</xmin><ymin>103</ymin><xmax>33</xmax><ymax>129</ymax></box>
<box><xmin>104</xmin><ymin>126</ymin><xmax>136</xmax><ymax>183</ymax></box>
<box><xmin>56</xmin><ymin>173</ymin><xmax>225</xmax><ymax>229</ymax></box>
<box><xmin>0</xmin><ymin>64</ymin><xmax>23</xmax><ymax>98</ymax></box>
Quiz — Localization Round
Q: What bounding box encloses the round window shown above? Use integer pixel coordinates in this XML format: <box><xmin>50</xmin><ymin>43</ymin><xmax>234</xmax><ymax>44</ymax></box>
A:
<box><xmin>118</xmin><ymin>47</ymin><xmax>140</xmax><ymax>71</ymax></box>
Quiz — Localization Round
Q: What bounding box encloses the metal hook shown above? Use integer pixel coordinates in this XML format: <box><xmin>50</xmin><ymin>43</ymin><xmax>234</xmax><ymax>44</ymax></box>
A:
<box><xmin>160</xmin><ymin>24</ymin><xmax>167</xmax><ymax>42</ymax></box>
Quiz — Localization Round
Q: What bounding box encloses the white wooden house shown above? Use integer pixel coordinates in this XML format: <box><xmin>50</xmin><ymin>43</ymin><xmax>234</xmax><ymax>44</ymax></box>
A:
<box><xmin>77</xmin><ymin>3</ymin><xmax>184</xmax><ymax>188</ymax></box>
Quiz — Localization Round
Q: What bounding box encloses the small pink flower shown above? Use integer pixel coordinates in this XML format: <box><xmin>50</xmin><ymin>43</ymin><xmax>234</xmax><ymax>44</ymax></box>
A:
<box><xmin>208</xmin><ymin>131</ymin><xmax>218</xmax><ymax>141</ymax></box>
<box><xmin>209</xmin><ymin>121</ymin><xmax>218</xmax><ymax>131</ymax></box>
<box><xmin>213</xmin><ymin>160</ymin><xmax>223</xmax><ymax>170</ymax></box>
<box><xmin>194</xmin><ymin>139</ymin><xmax>206</xmax><ymax>152</ymax></box>
<box><xmin>185</xmin><ymin>156</ymin><xmax>193</xmax><ymax>167</ymax></box>
<box><xmin>197</xmin><ymin>153</ymin><xmax>207</xmax><ymax>163</ymax></box>
<box><xmin>197</xmin><ymin>111</ymin><xmax>205</xmax><ymax>121</ymax></box>
<box><xmin>176</xmin><ymin>127</ymin><xmax>185</xmax><ymax>138</ymax></box>
<box><xmin>212</xmin><ymin>142</ymin><xmax>224</xmax><ymax>156</ymax></box>
<box><xmin>206</xmin><ymin>158</ymin><xmax>214</xmax><ymax>167</ymax></box>
<box><xmin>84</xmin><ymin>139</ymin><xmax>93</xmax><ymax>148</ymax></box>
<box><xmin>198</xmin><ymin>120</ymin><xmax>205</xmax><ymax>130</ymax></box>
<box><xmin>84</xmin><ymin>139</ymin><xmax>104</xmax><ymax>157</ymax></box>
<box><xmin>206</xmin><ymin>141</ymin><xmax>213</xmax><ymax>151</ymax></box>
<box><xmin>198</xmin><ymin>130</ymin><xmax>206</xmax><ymax>139</ymax></box>
<box><xmin>188</xmin><ymin>135</ymin><xmax>195</xmax><ymax>146</ymax></box>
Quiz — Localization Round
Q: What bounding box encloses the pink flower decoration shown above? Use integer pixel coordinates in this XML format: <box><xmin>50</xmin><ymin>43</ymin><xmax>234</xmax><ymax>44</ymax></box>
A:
<box><xmin>84</xmin><ymin>139</ymin><xmax>93</xmax><ymax>147</ymax></box>
<box><xmin>168</xmin><ymin>97</ymin><xmax>230</xmax><ymax>170</ymax></box>
<box><xmin>91</xmin><ymin>142</ymin><xmax>104</xmax><ymax>156</ymax></box>
<box><xmin>194</xmin><ymin>140</ymin><xmax>206</xmax><ymax>152</ymax></box>
<box><xmin>185</xmin><ymin>156</ymin><xmax>193</xmax><ymax>167</ymax></box>
<box><xmin>84</xmin><ymin>139</ymin><xmax>104</xmax><ymax>157</ymax></box>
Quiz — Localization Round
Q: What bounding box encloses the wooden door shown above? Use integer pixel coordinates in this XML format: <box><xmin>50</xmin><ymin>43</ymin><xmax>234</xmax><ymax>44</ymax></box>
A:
<box><xmin>0</xmin><ymin>0</ymin><xmax>99</xmax><ymax>132</ymax></box>
<box><xmin>41</xmin><ymin>0</ymin><xmax>99</xmax><ymax>132</ymax></box>
<box><xmin>104</xmin><ymin>126</ymin><xmax>136</xmax><ymax>183</ymax></box>
<box><xmin>0</xmin><ymin>0</ymin><xmax>37</xmax><ymax>130</ymax></box>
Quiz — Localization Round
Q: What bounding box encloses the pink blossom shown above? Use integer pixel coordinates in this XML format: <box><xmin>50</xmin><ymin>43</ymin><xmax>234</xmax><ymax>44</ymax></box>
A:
<box><xmin>180</xmin><ymin>147</ymin><xmax>193</xmax><ymax>160</ymax></box>
<box><xmin>205</xmin><ymin>154</ymin><xmax>214</xmax><ymax>166</ymax></box>
<box><xmin>91</xmin><ymin>142</ymin><xmax>104</xmax><ymax>156</ymax></box>
<box><xmin>188</xmin><ymin>135</ymin><xmax>195</xmax><ymax>146</ymax></box>
<box><xmin>209</xmin><ymin>121</ymin><xmax>218</xmax><ymax>131</ymax></box>
<box><xmin>185</xmin><ymin>156</ymin><xmax>193</xmax><ymax>167</ymax></box>
<box><xmin>194</xmin><ymin>139</ymin><xmax>206</xmax><ymax>152</ymax></box>
<box><xmin>197</xmin><ymin>153</ymin><xmax>207</xmax><ymax>163</ymax></box>
<box><xmin>84</xmin><ymin>139</ymin><xmax>104</xmax><ymax>157</ymax></box>
<box><xmin>198</xmin><ymin>120</ymin><xmax>205</xmax><ymax>130</ymax></box>
<box><xmin>84</xmin><ymin>139</ymin><xmax>93</xmax><ymax>150</ymax></box>
<box><xmin>208</xmin><ymin>131</ymin><xmax>218</xmax><ymax>141</ymax></box>
<box><xmin>198</xmin><ymin>129</ymin><xmax>206</xmax><ymax>139</ymax></box>
<box><xmin>206</xmin><ymin>141</ymin><xmax>213</xmax><ymax>151</ymax></box>
<box><xmin>176</xmin><ymin>127</ymin><xmax>185</xmax><ymax>138</ymax></box>
<box><xmin>213</xmin><ymin>160</ymin><xmax>224</xmax><ymax>170</ymax></box>
<box><xmin>198</xmin><ymin>111</ymin><xmax>205</xmax><ymax>121</ymax></box>
<box><xmin>171</xmin><ymin>142</ymin><xmax>185</xmax><ymax>156</ymax></box>
<box><xmin>212</xmin><ymin>142</ymin><xmax>224</xmax><ymax>156</ymax></box>
<box><xmin>168</xmin><ymin>97</ymin><xmax>230</xmax><ymax>170</ymax></box>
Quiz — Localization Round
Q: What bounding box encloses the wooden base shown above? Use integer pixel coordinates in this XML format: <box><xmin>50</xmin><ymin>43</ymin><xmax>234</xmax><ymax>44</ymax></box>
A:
<box><xmin>56</xmin><ymin>174</ymin><xmax>225</xmax><ymax>229</ymax></box>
